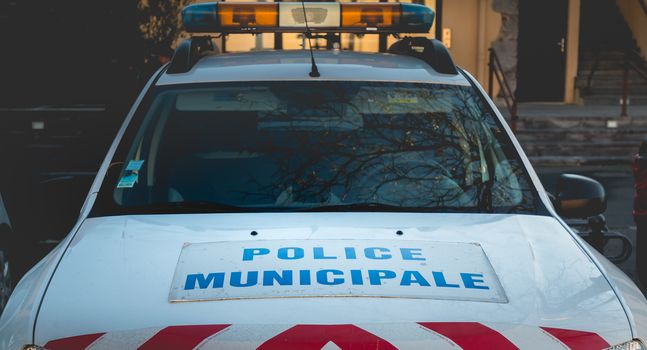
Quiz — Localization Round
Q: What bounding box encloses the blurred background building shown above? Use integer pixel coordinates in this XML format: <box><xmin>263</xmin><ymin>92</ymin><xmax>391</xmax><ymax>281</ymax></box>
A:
<box><xmin>1</xmin><ymin>0</ymin><xmax>644</xmax><ymax>107</ymax></box>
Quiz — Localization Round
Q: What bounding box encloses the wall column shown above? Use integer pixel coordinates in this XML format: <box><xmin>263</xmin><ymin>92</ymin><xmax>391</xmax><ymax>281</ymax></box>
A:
<box><xmin>490</xmin><ymin>0</ymin><xmax>518</xmax><ymax>96</ymax></box>
<box><xmin>476</xmin><ymin>0</ymin><xmax>487</xmax><ymax>81</ymax></box>
<box><xmin>564</xmin><ymin>0</ymin><xmax>581</xmax><ymax>103</ymax></box>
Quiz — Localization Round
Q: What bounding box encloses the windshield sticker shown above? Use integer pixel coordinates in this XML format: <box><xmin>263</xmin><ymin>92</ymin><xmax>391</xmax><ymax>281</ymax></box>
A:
<box><xmin>125</xmin><ymin>159</ymin><xmax>145</xmax><ymax>171</ymax></box>
<box><xmin>117</xmin><ymin>173</ymin><xmax>138</xmax><ymax>189</ymax></box>
<box><xmin>387</xmin><ymin>94</ymin><xmax>418</xmax><ymax>104</ymax></box>
<box><xmin>169</xmin><ymin>240</ymin><xmax>507</xmax><ymax>303</ymax></box>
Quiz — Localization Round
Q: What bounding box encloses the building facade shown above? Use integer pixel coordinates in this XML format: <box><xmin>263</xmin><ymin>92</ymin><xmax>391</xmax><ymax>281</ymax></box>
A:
<box><xmin>208</xmin><ymin>0</ymin><xmax>647</xmax><ymax>105</ymax></box>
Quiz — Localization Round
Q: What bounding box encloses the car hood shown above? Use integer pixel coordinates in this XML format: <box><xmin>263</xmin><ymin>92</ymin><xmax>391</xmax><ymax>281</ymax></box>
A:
<box><xmin>35</xmin><ymin>213</ymin><xmax>630</xmax><ymax>348</ymax></box>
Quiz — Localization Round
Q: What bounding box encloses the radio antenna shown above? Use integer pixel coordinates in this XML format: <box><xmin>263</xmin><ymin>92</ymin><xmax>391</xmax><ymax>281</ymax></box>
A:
<box><xmin>301</xmin><ymin>1</ymin><xmax>320</xmax><ymax>77</ymax></box>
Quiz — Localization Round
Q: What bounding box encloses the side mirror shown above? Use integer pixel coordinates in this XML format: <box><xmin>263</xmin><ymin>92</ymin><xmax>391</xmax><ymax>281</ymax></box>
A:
<box><xmin>555</xmin><ymin>174</ymin><xmax>606</xmax><ymax>218</ymax></box>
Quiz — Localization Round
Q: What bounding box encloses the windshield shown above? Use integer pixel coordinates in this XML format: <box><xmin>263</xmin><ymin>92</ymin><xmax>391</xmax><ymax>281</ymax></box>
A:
<box><xmin>93</xmin><ymin>81</ymin><xmax>541</xmax><ymax>215</ymax></box>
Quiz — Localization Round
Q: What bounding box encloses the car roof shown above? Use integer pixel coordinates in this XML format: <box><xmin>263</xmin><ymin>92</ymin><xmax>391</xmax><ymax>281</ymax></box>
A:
<box><xmin>156</xmin><ymin>50</ymin><xmax>470</xmax><ymax>86</ymax></box>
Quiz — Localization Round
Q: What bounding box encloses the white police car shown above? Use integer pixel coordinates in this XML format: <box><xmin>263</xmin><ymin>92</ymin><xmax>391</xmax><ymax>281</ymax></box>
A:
<box><xmin>1</xmin><ymin>2</ymin><xmax>647</xmax><ymax>349</ymax></box>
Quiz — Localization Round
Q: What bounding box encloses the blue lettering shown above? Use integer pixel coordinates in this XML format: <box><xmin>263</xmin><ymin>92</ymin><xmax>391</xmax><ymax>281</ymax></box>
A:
<box><xmin>317</xmin><ymin>269</ymin><xmax>344</xmax><ymax>285</ymax></box>
<box><xmin>278</xmin><ymin>247</ymin><xmax>304</xmax><ymax>260</ymax></box>
<box><xmin>432</xmin><ymin>271</ymin><xmax>460</xmax><ymax>288</ymax></box>
<box><xmin>263</xmin><ymin>270</ymin><xmax>293</xmax><ymax>286</ymax></box>
<box><xmin>345</xmin><ymin>247</ymin><xmax>357</xmax><ymax>259</ymax></box>
<box><xmin>368</xmin><ymin>270</ymin><xmax>396</xmax><ymax>285</ymax></box>
<box><xmin>230</xmin><ymin>271</ymin><xmax>258</xmax><ymax>287</ymax></box>
<box><xmin>400</xmin><ymin>248</ymin><xmax>425</xmax><ymax>261</ymax></box>
<box><xmin>461</xmin><ymin>273</ymin><xmax>490</xmax><ymax>290</ymax></box>
<box><xmin>313</xmin><ymin>247</ymin><xmax>336</xmax><ymax>260</ymax></box>
<box><xmin>400</xmin><ymin>270</ymin><xmax>431</xmax><ymax>286</ymax></box>
<box><xmin>243</xmin><ymin>248</ymin><xmax>270</xmax><ymax>261</ymax></box>
<box><xmin>365</xmin><ymin>247</ymin><xmax>392</xmax><ymax>260</ymax></box>
<box><xmin>299</xmin><ymin>270</ymin><xmax>311</xmax><ymax>285</ymax></box>
<box><xmin>350</xmin><ymin>269</ymin><xmax>364</xmax><ymax>285</ymax></box>
<box><xmin>184</xmin><ymin>273</ymin><xmax>225</xmax><ymax>290</ymax></box>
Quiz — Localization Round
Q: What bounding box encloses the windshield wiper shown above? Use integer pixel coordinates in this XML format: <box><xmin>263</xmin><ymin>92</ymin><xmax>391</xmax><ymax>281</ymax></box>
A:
<box><xmin>123</xmin><ymin>200</ymin><xmax>252</xmax><ymax>214</ymax></box>
<box><xmin>122</xmin><ymin>201</ymin><xmax>481</xmax><ymax>214</ymax></box>
<box><xmin>297</xmin><ymin>203</ymin><xmax>479</xmax><ymax>213</ymax></box>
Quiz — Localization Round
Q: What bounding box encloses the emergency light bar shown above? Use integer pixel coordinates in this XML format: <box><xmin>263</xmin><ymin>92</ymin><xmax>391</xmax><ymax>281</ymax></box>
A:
<box><xmin>183</xmin><ymin>2</ymin><xmax>434</xmax><ymax>34</ymax></box>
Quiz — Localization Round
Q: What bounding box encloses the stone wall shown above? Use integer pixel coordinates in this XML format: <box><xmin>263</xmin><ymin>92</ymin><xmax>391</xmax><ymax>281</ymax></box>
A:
<box><xmin>490</xmin><ymin>0</ymin><xmax>518</xmax><ymax>94</ymax></box>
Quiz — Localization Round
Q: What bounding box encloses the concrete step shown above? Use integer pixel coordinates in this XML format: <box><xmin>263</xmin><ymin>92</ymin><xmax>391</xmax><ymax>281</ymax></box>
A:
<box><xmin>580</xmin><ymin>87</ymin><xmax>647</xmax><ymax>96</ymax></box>
<box><xmin>576</xmin><ymin>84</ymin><xmax>647</xmax><ymax>93</ymax></box>
<box><xmin>582</xmin><ymin>95</ymin><xmax>647</xmax><ymax>105</ymax></box>
<box><xmin>517</xmin><ymin>115</ymin><xmax>647</xmax><ymax>129</ymax></box>
<box><xmin>515</xmin><ymin>127</ymin><xmax>647</xmax><ymax>142</ymax></box>
<box><xmin>528</xmin><ymin>155</ymin><xmax>633</xmax><ymax>167</ymax></box>
<box><xmin>580</xmin><ymin>52</ymin><xmax>629</xmax><ymax>62</ymax></box>
<box><xmin>578</xmin><ymin>61</ymin><xmax>627</xmax><ymax>71</ymax></box>
<box><xmin>576</xmin><ymin>76</ymin><xmax>647</xmax><ymax>88</ymax></box>
<box><xmin>576</xmin><ymin>74</ymin><xmax>646</xmax><ymax>84</ymax></box>
<box><xmin>578</xmin><ymin>67</ymin><xmax>644</xmax><ymax>77</ymax></box>
<box><xmin>521</xmin><ymin>141</ymin><xmax>638</xmax><ymax>158</ymax></box>
<box><xmin>510</xmin><ymin>103</ymin><xmax>647</xmax><ymax>166</ymax></box>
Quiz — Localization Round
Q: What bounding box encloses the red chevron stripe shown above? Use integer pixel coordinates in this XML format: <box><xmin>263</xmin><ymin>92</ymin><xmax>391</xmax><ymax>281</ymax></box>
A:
<box><xmin>40</xmin><ymin>323</ymin><xmax>612</xmax><ymax>350</ymax></box>
<box><xmin>418</xmin><ymin>322</ymin><xmax>519</xmax><ymax>350</ymax></box>
<box><xmin>137</xmin><ymin>324</ymin><xmax>230</xmax><ymax>350</ymax></box>
<box><xmin>44</xmin><ymin>333</ymin><xmax>104</xmax><ymax>350</ymax></box>
<box><xmin>257</xmin><ymin>324</ymin><xmax>398</xmax><ymax>350</ymax></box>
<box><xmin>541</xmin><ymin>327</ymin><xmax>610</xmax><ymax>350</ymax></box>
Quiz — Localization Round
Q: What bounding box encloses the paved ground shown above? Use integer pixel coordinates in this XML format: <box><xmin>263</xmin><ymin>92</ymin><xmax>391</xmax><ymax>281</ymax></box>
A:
<box><xmin>536</xmin><ymin>165</ymin><xmax>641</xmax><ymax>287</ymax></box>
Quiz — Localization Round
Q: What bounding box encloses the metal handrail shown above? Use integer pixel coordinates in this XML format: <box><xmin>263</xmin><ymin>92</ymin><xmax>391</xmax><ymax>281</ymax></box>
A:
<box><xmin>621</xmin><ymin>49</ymin><xmax>647</xmax><ymax>117</ymax></box>
<box><xmin>585</xmin><ymin>50</ymin><xmax>600</xmax><ymax>93</ymax></box>
<box><xmin>488</xmin><ymin>48</ymin><xmax>518</xmax><ymax>132</ymax></box>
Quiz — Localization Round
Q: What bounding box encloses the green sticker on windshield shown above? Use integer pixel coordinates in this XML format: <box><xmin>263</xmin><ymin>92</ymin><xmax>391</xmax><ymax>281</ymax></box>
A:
<box><xmin>117</xmin><ymin>173</ymin><xmax>138</xmax><ymax>189</ymax></box>
<box><xmin>126</xmin><ymin>159</ymin><xmax>145</xmax><ymax>171</ymax></box>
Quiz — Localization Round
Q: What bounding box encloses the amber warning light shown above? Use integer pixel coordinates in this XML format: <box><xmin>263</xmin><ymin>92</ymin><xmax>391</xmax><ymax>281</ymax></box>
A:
<box><xmin>182</xmin><ymin>2</ymin><xmax>434</xmax><ymax>33</ymax></box>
